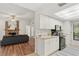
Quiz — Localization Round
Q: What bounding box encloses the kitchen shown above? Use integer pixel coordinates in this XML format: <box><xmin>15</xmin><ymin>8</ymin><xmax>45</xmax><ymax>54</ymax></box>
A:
<box><xmin>35</xmin><ymin>14</ymin><xmax>66</xmax><ymax>56</ymax></box>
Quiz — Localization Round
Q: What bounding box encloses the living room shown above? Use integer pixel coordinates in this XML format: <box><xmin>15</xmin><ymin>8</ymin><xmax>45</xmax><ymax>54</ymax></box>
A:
<box><xmin>0</xmin><ymin>3</ymin><xmax>35</xmax><ymax>55</ymax></box>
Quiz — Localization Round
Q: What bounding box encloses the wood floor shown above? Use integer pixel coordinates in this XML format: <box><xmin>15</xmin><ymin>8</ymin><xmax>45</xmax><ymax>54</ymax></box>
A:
<box><xmin>0</xmin><ymin>38</ymin><xmax>35</xmax><ymax>56</ymax></box>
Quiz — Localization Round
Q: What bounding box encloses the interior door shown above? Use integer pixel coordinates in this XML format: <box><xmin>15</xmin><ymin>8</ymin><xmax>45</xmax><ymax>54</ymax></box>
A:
<box><xmin>26</xmin><ymin>25</ymin><xmax>30</xmax><ymax>36</ymax></box>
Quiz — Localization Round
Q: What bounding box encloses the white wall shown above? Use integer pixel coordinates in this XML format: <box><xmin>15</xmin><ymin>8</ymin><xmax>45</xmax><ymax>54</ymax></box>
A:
<box><xmin>0</xmin><ymin>19</ymin><xmax>29</xmax><ymax>40</ymax></box>
<box><xmin>63</xmin><ymin>21</ymin><xmax>73</xmax><ymax>47</ymax></box>
<box><xmin>0</xmin><ymin>3</ymin><xmax>35</xmax><ymax>40</ymax></box>
<box><xmin>71</xmin><ymin>22</ymin><xmax>79</xmax><ymax>46</ymax></box>
<box><xmin>0</xmin><ymin>20</ymin><xmax>5</xmax><ymax>40</ymax></box>
<box><xmin>25</xmin><ymin>24</ymin><xmax>35</xmax><ymax>37</ymax></box>
<box><xmin>61</xmin><ymin>21</ymin><xmax>79</xmax><ymax>47</ymax></box>
<box><xmin>19</xmin><ymin>20</ymin><xmax>26</xmax><ymax>34</ymax></box>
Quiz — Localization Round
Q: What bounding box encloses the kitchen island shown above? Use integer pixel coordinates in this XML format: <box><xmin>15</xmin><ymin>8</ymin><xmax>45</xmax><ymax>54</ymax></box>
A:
<box><xmin>35</xmin><ymin>36</ymin><xmax>59</xmax><ymax>56</ymax></box>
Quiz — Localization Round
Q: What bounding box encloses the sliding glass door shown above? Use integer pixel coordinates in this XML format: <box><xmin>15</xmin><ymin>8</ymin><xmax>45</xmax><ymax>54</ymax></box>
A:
<box><xmin>73</xmin><ymin>23</ymin><xmax>79</xmax><ymax>40</ymax></box>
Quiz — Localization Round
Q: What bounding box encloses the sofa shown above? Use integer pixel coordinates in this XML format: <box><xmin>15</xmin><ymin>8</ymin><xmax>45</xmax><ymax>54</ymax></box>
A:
<box><xmin>0</xmin><ymin>35</ymin><xmax>29</xmax><ymax>46</ymax></box>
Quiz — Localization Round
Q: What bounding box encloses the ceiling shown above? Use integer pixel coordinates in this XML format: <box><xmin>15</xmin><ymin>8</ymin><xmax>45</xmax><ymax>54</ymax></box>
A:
<box><xmin>15</xmin><ymin>3</ymin><xmax>44</xmax><ymax>11</ymax></box>
<box><xmin>0</xmin><ymin>3</ymin><xmax>34</xmax><ymax>23</ymax></box>
<box><xmin>55</xmin><ymin>3</ymin><xmax>79</xmax><ymax>21</ymax></box>
<box><xmin>0</xmin><ymin>3</ymin><xmax>78</xmax><ymax>22</ymax></box>
<box><xmin>15</xmin><ymin>3</ymin><xmax>77</xmax><ymax>21</ymax></box>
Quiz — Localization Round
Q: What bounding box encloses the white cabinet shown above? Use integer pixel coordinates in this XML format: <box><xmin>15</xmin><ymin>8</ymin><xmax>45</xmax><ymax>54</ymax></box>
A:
<box><xmin>40</xmin><ymin>15</ymin><xmax>62</xmax><ymax>29</ymax></box>
<box><xmin>40</xmin><ymin>15</ymin><xmax>52</xmax><ymax>29</ymax></box>
<box><xmin>44</xmin><ymin>39</ymin><xmax>51</xmax><ymax>55</ymax></box>
<box><xmin>53</xmin><ymin>37</ymin><xmax>59</xmax><ymax>51</ymax></box>
<box><xmin>36</xmin><ymin>36</ymin><xmax>59</xmax><ymax>56</ymax></box>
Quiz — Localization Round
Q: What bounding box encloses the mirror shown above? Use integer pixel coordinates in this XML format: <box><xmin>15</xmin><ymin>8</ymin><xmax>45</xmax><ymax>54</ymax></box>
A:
<box><xmin>8</xmin><ymin>20</ymin><xmax>17</xmax><ymax>30</ymax></box>
<box><xmin>5</xmin><ymin>20</ymin><xmax>19</xmax><ymax>36</ymax></box>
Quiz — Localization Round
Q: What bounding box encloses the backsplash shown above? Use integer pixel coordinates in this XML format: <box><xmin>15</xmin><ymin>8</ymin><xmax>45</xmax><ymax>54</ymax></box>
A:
<box><xmin>37</xmin><ymin>29</ymin><xmax>51</xmax><ymax>36</ymax></box>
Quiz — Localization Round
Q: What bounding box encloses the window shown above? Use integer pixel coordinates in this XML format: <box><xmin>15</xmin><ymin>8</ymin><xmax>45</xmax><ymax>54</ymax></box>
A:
<box><xmin>73</xmin><ymin>23</ymin><xmax>79</xmax><ymax>41</ymax></box>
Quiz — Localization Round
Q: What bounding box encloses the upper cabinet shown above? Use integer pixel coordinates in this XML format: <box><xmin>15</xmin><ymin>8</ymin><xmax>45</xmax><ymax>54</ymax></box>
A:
<box><xmin>40</xmin><ymin>15</ymin><xmax>62</xmax><ymax>29</ymax></box>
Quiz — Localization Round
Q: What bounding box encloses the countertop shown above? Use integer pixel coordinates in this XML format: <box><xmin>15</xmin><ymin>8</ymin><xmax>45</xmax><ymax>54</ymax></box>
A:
<box><xmin>37</xmin><ymin>35</ymin><xmax>59</xmax><ymax>40</ymax></box>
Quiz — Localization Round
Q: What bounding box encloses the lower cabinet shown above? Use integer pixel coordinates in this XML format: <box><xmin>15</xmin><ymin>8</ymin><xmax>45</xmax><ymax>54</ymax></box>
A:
<box><xmin>36</xmin><ymin>36</ymin><xmax>59</xmax><ymax>56</ymax></box>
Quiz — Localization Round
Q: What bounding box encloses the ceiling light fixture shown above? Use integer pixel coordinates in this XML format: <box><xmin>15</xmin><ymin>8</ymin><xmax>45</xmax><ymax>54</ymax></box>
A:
<box><xmin>9</xmin><ymin>15</ymin><xmax>17</xmax><ymax>21</ymax></box>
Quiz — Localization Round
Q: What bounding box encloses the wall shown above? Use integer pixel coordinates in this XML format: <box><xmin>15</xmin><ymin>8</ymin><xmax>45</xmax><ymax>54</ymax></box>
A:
<box><xmin>19</xmin><ymin>19</ymin><xmax>27</xmax><ymax>34</ymax></box>
<box><xmin>63</xmin><ymin>21</ymin><xmax>73</xmax><ymax>47</ymax></box>
<box><xmin>0</xmin><ymin>19</ymin><xmax>29</xmax><ymax>40</ymax></box>
<box><xmin>0</xmin><ymin>3</ymin><xmax>35</xmax><ymax>40</ymax></box>
<box><xmin>0</xmin><ymin>20</ymin><xmax>5</xmax><ymax>40</ymax></box>
<box><xmin>71</xmin><ymin>22</ymin><xmax>79</xmax><ymax>46</ymax></box>
<box><xmin>25</xmin><ymin>24</ymin><xmax>35</xmax><ymax>37</ymax></box>
<box><xmin>61</xmin><ymin>21</ymin><xmax>79</xmax><ymax>47</ymax></box>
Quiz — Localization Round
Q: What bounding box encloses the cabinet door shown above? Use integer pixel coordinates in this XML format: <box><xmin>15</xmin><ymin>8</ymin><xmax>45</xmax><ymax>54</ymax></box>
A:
<box><xmin>44</xmin><ymin>39</ymin><xmax>51</xmax><ymax>55</ymax></box>
<box><xmin>50</xmin><ymin>19</ymin><xmax>55</xmax><ymax>29</ymax></box>
<box><xmin>50</xmin><ymin>38</ymin><xmax>55</xmax><ymax>53</ymax></box>
<box><xmin>36</xmin><ymin>39</ymin><xmax>45</xmax><ymax>56</ymax></box>
<box><xmin>49</xmin><ymin>37</ymin><xmax>59</xmax><ymax>53</ymax></box>
<box><xmin>54</xmin><ymin>37</ymin><xmax>59</xmax><ymax>50</ymax></box>
<box><xmin>40</xmin><ymin>15</ymin><xmax>50</xmax><ymax>29</ymax></box>
<box><xmin>40</xmin><ymin>15</ymin><xmax>55</xmax><ymax>29</ymax></box>
<box><xmin>40</xmin><ymin>15</ymin><xmax>62</xmax><ymax>29</ymax></box>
